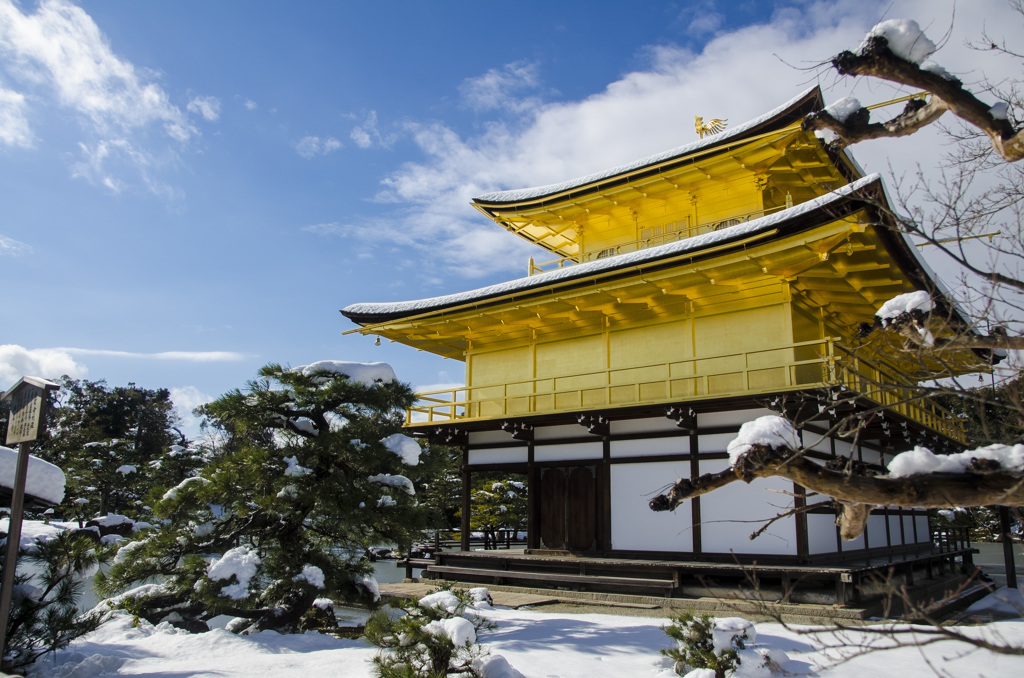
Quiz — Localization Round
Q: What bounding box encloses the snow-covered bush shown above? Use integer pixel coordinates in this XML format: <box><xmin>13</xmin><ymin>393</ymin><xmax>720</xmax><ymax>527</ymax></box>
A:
<box><xmin>661</xmin><ymin>613</ymin><xmax>787</xmax><ymax>678</ymax></box>
<box><xmin>364</xmin><ymin>587</ymin><xmax>498</xmax><ymax>677</ymax></box>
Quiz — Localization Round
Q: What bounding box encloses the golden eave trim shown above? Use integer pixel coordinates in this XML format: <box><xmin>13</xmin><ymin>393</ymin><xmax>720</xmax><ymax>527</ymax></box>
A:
<box><xmin>343</xmin><ymin>229</ymin><xmax>781</xmax><ymax>337</ymax></box>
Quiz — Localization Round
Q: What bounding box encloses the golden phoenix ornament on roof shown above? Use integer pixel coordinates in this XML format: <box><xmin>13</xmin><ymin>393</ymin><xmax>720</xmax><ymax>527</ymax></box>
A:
<box><xmin>695</xmin><ymin>115</ymin><xmax>727</xmax><ymax>138</ymax></box>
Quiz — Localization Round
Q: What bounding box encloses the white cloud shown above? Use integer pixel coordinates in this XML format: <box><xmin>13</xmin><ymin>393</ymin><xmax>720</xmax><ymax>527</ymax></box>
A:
<box><xmin>295</xmin><ymin>135</ymin><xmax>341</xmax><ymax>158</ymax></box>
<box><xmin>55</xmin><ymin>347</ymin><xmax>247</xmax><ymax>362</ymax></box>
<box><xmin>0</xmin><ymin>0</ymin><xmax>191</xmax><ymax>139</ymax></box>
<box><xmin>0</xmin><ymin>84</ymin><xmax>31</xmax><ymax>147</ymax></box>
<box><xmin>243</xmin><ymin>99</ymin><xmax>257</xmax><ymax>111</ymax></box>
<box><xmin>350</xmin><ymin>110</ymin><xmax>395</xmax><ymax>149</ymax></box>
<box><xmin>459</xmin><ymin>61</ymin><xmax>541</xmax><ymax>113</ymax></box>
<box><xmin>0</xmin><ymin>345</ymin><xmax>88</xmax><ymax>386</ymax></box>
<box><xmin>0</xmin><ymin>0</ymin><xmax>201</xmax><ymax>195</ymax></box>
<box><xmin>342</xmin><ymin>0</ymin><xmax>1021</xmax><ymax>283</ymax></box>
<box><xmin>302</xmin><ymin>222</ymin><xmax>347</xmax><ymax>236</ymax></box>
<box><xmin>0</xmin><ymin>234</ymin><xmax>32</xmax><ymax>256</ymax></box>
<box><xmin>70</xmin><ymin>137</ymin><xmax>180</xmax><ymax>200</ymax></box>
<box><xmin>678</xmin><ymin>1</ymin><xmax>725</xmax><ymax>36</ymax></box>
<box><xmin>187</xmin><ymin>95</ymin><xmax>221</xmax><ymax>121</ymax></box>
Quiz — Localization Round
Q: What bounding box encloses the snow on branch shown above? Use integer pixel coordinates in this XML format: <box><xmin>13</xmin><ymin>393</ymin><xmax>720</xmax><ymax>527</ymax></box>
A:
<box><xmin>650</xmin><ymin>415</ymin><xmax>1024</xmax><ymax>540</ymax></box>
<box><xmin>861</xmin><ymin>291</ymin><xmax>1024</xmax><ymax>353</ymax></box>
<box><xmin>802</xmin><ymin>19</ymin><xmax>1024</xmax><ymax>162</ymax></box>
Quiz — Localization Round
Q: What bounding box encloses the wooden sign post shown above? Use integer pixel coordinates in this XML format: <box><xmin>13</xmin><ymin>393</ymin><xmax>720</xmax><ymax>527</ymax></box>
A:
<box><xmin>1</xmin><ymin>376</ymin><xmax>59</xmax><ymax>670</ymax></box>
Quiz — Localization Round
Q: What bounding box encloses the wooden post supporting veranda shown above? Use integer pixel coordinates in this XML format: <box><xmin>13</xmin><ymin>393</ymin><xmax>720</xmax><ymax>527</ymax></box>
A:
<box><xmin>998</xmin><ymin>506</ymin><xmax>1019</xmax><ymax>589</ymax></box>
<box><xmin>1</xmin><ymin>377</ymin><xmax>59</xmax><ymax>671</ymax></box>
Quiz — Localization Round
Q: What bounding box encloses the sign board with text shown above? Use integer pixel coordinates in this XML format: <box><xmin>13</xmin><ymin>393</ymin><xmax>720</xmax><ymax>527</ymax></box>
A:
<box><xmin>3</xmin><ymin>377</ymin><xmax>59</xmax><ymax>445</ymax></box>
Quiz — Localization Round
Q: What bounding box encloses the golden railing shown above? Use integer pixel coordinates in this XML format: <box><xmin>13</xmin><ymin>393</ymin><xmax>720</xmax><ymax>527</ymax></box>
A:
<box><xmin>406</xmin><ymin>339</ymin><xmax>965</xmax><ymax>443</ymax></box>
<box><xmin>528</xmin><ymin>204</ymin><xmax>790</xmax><ymax>275</ymax></box>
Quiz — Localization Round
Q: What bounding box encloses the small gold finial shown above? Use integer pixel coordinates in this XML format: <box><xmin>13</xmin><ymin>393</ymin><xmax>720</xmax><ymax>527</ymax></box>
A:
<box><xmin>695</xmin><ymin>115</ymin><xmax>727</xmax><ymax>139</ymax></box>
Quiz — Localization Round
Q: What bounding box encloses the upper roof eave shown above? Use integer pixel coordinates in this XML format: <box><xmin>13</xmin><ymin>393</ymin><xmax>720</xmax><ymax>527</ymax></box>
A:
<box><xmin>471</xmin><ymin>86</ymin><xmax>825</xmax><ymax>210</ymax></box>
<box><xmin>344</xmin><ymin>173</ymin><xmax>891</xmax><ymax>326</ymax></box>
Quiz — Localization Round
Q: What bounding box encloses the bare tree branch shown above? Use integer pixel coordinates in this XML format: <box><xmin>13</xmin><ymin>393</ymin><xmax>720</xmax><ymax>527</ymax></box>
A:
<box><xmin>651</xmin><ymin>443</ymin><xmax>1024</xmax><ymax>539</ymax></box>
<box><xmin>803</xmin><ymin>35</ymin><xmax>1024</xmax><ymax>161</ymax></box>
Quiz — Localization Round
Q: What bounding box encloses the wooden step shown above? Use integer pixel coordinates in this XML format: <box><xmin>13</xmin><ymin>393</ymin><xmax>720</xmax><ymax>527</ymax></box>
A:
<box><xmin>426</xmin><ymin>565</ymin><xmax>677</xmax><ymax>592</ymax></box>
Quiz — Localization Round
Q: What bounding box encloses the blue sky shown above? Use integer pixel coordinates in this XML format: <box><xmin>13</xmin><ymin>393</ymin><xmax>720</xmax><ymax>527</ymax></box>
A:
<box><xmin>1</xmin><ymin>0</ymin><xmax>1020</xmax><ymax>435</ymax></box>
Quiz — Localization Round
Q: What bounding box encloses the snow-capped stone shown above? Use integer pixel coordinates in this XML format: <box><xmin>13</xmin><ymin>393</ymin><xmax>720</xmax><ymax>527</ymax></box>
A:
<box><xmin>472</xmin><ymin>654</ymin><xmax>527</xmax><ymax>678</ymax></box>
<box><xmin>355</xmin><ymin>574</ymin><xmax>380</xmax><ymax>601</ymax></box>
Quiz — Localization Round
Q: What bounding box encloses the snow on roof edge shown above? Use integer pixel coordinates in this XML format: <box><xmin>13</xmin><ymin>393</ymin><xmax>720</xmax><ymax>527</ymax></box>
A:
<box><xmin>473</xmin><ymin>87</ymin><xmax>821</xmax><ymax>204</ymax></box>
<box><xmin>344</xmin><ymin>174</ymin><xmax>881</xmax><ymax>320</ymax></box>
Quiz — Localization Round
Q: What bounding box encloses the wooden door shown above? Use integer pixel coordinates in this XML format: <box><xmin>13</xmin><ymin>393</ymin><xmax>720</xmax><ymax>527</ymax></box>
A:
<box><xmin>539</xmin><ymin>467</ymin><xmax>566</xmax><ymax>549</ymax></box>
<box><xmin>567</xmin><ymin>466</ymin><xmax>596</xmax><ymax>550</ymax></box>
<box><xmin>539</xmin><ymin>466</ymin><xmax>597</xmax><ymax>551</ymax></box>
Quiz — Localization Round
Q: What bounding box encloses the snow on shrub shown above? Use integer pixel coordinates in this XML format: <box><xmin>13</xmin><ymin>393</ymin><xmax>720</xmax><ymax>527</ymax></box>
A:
<box><xmin>292</xmin><ymin>564</ymin><xmax>325</xmax><ymax>589</ymax></box>
<box><xmin>368</xmin><ymin>473</ymin><xmax>415</xmax><ymax>495</ymax></box>
<box><xmin>207</xmin><ymin>545</ymin><xmax>261</xmax><ymax>600</ymax></box>
<box><xmin>382</xmin><ymin>432</ymin><xmax>422</xmax><ymax>465</ymax></box>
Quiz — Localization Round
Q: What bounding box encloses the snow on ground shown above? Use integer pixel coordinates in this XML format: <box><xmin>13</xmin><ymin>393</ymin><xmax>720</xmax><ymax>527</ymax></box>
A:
<box><xmin>23</xmin><ymin>587</ymin><xmax>1024</xmax><ymax>678</ymax></box>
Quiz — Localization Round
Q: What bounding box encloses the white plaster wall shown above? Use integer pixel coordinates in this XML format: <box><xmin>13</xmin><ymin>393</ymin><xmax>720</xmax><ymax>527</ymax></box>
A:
<box><xmin>802</xmin><ymin>430</ymin><xmax>832</xmax><ymax>454</ymax></box>
<box><xmin>698</xmin><ymin>459</ymin><xmax>797</xmax><ymax>555</ymax></box>
<box><xmin>903</xmin><ymin>514</ymin><xmax>916</xmax><ymax>543</ymax></box>
<box><xmin>697</xmin><ymin>408</ymin><xmax>774</xmax><ymax>428</ymax></box>
<box><xmin>468</xmin><ymin>430</ymin><xmax>514</xmax><ymax>445</ymax></box>
<box><xmin>534</xmin><ymin>442</ymin><xmax>602</xmax><ymax>462</ymax></box>
<box><xmin>833</xmin><ymin>438</ymin><xmax>855</xmax><ymax>457</ymax></box>
<box><xmin>888</xmin><ymin>514</ymin><xmax>905</xmax><ymax>545</ymax></box>
<box><xmin>468</xmin><ymin>447</ymin><xmax>528</xmax><ymax>465</ymax></box>
<box><xmin>611</xmin><ymin>417</ymin><xmax>681</xmax><ymax>435</ymax></box>
<box><xmin>611</xmin><ymin>436</ymin><xmax>688</xmax><ymax>458</ymax></box>
<box><xmin>535</xmin><ymin>424</ymin><xmax>589</xmax><ymax>440</ymax></box>
<box><xmin>807</xmin><ymin>513</ymin><xmax>838</xmax><ymax>554</ymax></box>
<box><xmin>697</xmin><ymin>433</ymin><xmax>735</xmax><ymax>454</ymax></box>
<box><xmin>915</xmin><ymin>515</ymin><xmax>931</xmax><ymax>542</ymax></box>
<box><xmin>861</xmin><ymin>446</ymin><xmax>883</xmax><ymax>465</ymax></box>
<box><xmin>843</xmin><ymin>528</ymin><xmax>866</xmax><ymax>551</ymax></box>
<box><xmin>610</xmin><ymin>462</ymin><xmax>692</xmax><ymax>552</ymax></box>
<box><xmin>867</xmin><ymin>514</ymin><xmax>888</xmax><ymax>549</ymax></box>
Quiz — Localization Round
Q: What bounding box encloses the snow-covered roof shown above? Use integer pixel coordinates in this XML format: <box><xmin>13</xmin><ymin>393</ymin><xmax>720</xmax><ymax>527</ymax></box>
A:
<box><xmin>473</xmin><ymin>86</ymin><xmax>822</xmax><ymax>205</ymax></box>
<box><xmin>0</xmin><ymin>444</ymin><xmax>66</xmax><ymax>505</ymax></box>
<box><xmin>344</xmin><ymin>174</ymin><xmax>882</xmax><ymax>322</ymax></box>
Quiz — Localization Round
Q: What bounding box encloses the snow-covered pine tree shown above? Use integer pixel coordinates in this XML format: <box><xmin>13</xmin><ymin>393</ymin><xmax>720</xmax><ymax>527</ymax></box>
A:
<box><xmin>36</xmin><ymin>378</ymin><xmax>192</xmax><ymax>520</ymax></box>
<box><xmin>95</xmin><ymin>360</ymin><xmax>427</xmax><ymax>634</ymax></box>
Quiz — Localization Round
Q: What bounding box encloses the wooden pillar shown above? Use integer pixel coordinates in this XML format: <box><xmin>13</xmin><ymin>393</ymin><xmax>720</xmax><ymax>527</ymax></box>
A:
<box><xmin>527</xmin><ymin>441</ymin><xmax>539</xmax><ymax>550</ymax></box>
<box><xmin>999</xmin><ymin>506</ymin><xmax>1019</xmax><ymax>589</ymax></box>
<box><xmin>460</xmin><ymin>447</ymin><xmax>471</xmax><ymax>552</ymax></box>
